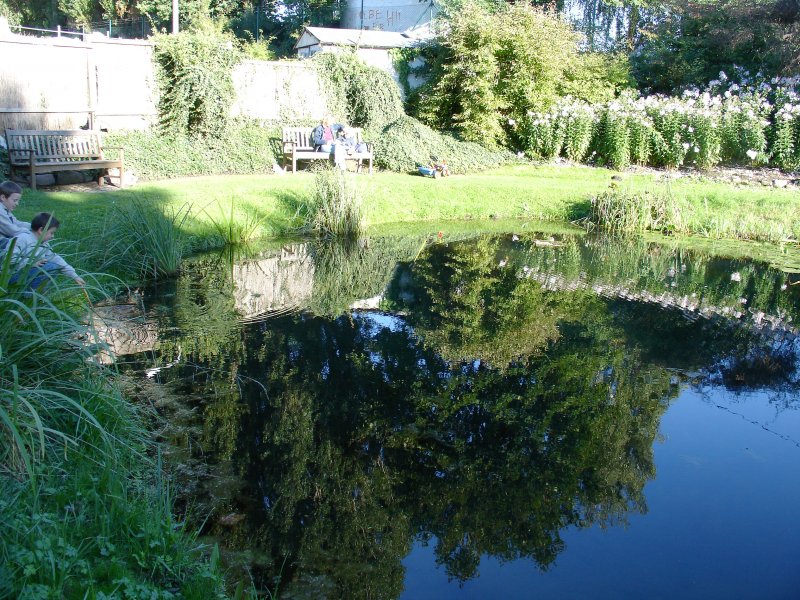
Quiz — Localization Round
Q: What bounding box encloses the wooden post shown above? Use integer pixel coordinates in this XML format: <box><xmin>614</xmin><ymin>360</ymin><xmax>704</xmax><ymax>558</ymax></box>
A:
<box><xmin>172</xmin><ymin>0</ymin><xmax>179</xmax><ymax>34</ymax></box>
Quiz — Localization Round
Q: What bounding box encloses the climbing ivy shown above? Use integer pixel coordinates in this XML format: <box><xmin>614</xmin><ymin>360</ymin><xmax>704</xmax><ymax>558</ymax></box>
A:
<box><xmin>313</xmin><ymin>51</ymin><xmax>406</xmax><ymax>132</ymax></box>
<box><xmin>153</xmin><ymin>21</ymin><xmax>241</xmax><ymax>138</ymax></box>
<box><xmin>313</xmin><ymin>50</ymin><xmax>515</xmax><ymax>173</ymax></box>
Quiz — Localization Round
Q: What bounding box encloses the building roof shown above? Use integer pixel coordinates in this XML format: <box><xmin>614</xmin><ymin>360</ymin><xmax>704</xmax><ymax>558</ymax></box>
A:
<box><xmin>294</xmin><ymin>26</ymin><xmax>416</xmax><ymax>50</ymax></box>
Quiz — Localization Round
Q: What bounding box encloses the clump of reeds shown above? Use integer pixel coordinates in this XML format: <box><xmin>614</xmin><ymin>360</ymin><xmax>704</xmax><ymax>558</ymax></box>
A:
<box><xmin>0</xmin><ymin>258</ymin><xmax>225</xmax><ymax>595</ymax></box>
<box><xmin>588</xmin><ymin>182</ymin><xmax>684</xmax><ymax>235</ymax></box>
<box><xmin>203</xmin><ymin>197</ymin><xmax>264</xmax><ymax>246</ymax></box>
<box><xmin>304</xmin><ymin>167</ymin><xmax>366</xmax><ymax>239</ymax></box>
<box><xmin>102</xmin><ymin>198</ymin><xmax>189</xmax><ymax>279</ymax></box>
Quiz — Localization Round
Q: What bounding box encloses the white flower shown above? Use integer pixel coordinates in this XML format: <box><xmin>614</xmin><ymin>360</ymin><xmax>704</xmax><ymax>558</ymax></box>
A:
<box><xmin>688</xmin><ymin>126</ymin><xmax>694</xmax><ymax>132</ymax></box>
<box><xmin>693</xmin><ymin>146</ymin><xmax>700</xmax><ymax>152</ymax></box>
<box><xmin>724</xmin><ymin>91</ymin><xmax>732</xmax><ymax>98</ymax></box>
<box><xmin>516</xmin><ymin>151</ymin><xmax>524</xmax><ymax>158</ymax></box>
<box><xmin>682</xmin><ymin>143</ymin><xmax>690</xmax><ymax>150</ymax></box>
<box><xmin>746</xmin><ymin>149</ymin><xmax>758</xmax><ymax>160</ymax></box>
<box><xmin>508</xmin><ymin>118</ymin><xmax>516</xmax><ymax>126</ymax></box>
<box><xmin>719</xmin><ymin>71</ymin><xmax>728</xmax><ymax>82</ymax></box>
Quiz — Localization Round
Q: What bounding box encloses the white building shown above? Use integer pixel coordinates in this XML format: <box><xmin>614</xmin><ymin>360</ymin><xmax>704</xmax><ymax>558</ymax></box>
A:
<box><xmin>294</xmin><ymin>26</ymin><xmax>415</xmax><ymax>61</ymax></box>
<box><xmin>294</xmin><ymin>26</ymin><xmax>429</xmax><ymax>95</ymax></box>
<box><xmin>341</xmin><ymin>0</ymin><xmax>439</xmax><ymax>33</ymax></box>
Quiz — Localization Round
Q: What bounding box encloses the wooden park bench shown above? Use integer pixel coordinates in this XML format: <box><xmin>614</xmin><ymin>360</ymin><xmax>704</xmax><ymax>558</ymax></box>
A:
<box><xmin>5</xmin><ymin>129</ymin><xmax>124</xmax><ymax>190</ymax></box>
<box><xmin>282</xmin><ymin>126</ymin><xmax>373</xmax><ymax>174</ymax></box>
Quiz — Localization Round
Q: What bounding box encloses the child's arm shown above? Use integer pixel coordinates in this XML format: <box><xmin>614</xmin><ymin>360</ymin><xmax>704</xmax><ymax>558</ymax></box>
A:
<box><xmin>41</xmin><ymin>245</ymin><xmax>85</xmax><ymax>286</ymax></box>
<box><xmin>0</xmin><ymin>209</ymin><xmax>29</xmax><ymax>238</ymax></box>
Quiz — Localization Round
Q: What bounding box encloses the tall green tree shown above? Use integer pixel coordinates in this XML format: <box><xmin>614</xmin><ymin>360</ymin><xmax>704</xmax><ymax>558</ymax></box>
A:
<box><xmin>631</xmin><ymin>0</ymin><xmax>800</xmax><ymax>92</ymax></box>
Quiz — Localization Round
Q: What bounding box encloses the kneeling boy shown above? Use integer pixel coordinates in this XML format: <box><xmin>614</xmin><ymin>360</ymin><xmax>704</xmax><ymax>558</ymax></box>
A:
<box><xmin>8</xmin><ymin>212</ymin><xmax>86</xmax><ymax>289</ymax></box>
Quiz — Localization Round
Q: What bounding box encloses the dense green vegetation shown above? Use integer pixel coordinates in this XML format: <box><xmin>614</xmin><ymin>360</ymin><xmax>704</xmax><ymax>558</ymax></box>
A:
<box><xmin>407</xmin><ymin>3</ymin><xmax>631</xmax><ymax>148</ymax></box>
<box><xmin>0</xmin><ymin>263</ymin><xmax>225</xmax><ymax>597</ymax></box>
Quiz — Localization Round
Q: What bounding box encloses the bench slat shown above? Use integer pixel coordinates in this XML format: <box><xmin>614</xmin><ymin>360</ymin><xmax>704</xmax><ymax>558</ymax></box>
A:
<box><xmin>5</xmin><ymin>128</ymin><xmax>123</xmax><ymax>190</ymax></box>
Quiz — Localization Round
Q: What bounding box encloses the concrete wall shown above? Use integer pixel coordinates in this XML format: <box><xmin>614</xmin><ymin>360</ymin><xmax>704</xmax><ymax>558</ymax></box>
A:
<box><xmin>0</xmin><ymin>32</ymin><xmax>327</xmax><ymax>133</ymax></box>
<box><xmin>231</xmin><ymin>60</ymin><xmax>325</xmax><ymax>123</ymax></box>
<box><xmin>0</xmin><ymin>33</ymin><xmax>158</xmax><ymax>131</ymax></box>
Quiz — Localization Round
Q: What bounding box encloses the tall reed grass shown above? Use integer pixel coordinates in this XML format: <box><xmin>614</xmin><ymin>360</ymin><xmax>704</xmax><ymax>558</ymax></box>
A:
<box><xmin>0</xmin><ymin>259</ymin><xmax>223</xmax><ymax>596</ymax></box>
<box><xmin>588</xmin><ymin>183</ymin><xmax>684</xmax><ymax>235</ymax></box>
<box><xmin>100</xmin><ymin>198</ymin><xmax>189</xmax><ymax>279</ymax></box>
<box><xmin>304</xmin><ymin>167</ymin><xmax>366</xmax><ymax>239</ymax></box>
<box><xmin>203</xmin><ymin>197</ymin><xmax>265</xmax><ymax>246</ymax></box>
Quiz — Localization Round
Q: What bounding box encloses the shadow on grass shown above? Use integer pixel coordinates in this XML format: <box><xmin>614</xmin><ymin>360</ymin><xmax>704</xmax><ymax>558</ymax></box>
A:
<box><xmin>567</xmin><ymin>198</ymin><xmax>592</xmax><ymax>221</ymax></box>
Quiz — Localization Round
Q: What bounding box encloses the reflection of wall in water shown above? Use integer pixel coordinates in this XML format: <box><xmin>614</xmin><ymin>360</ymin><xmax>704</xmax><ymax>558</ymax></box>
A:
<box><xmin>232</xmin><ymin>245</ymin><xmax>315</xmax><ymax>318</ymax></box>
<box><xmin>91</xmin><ymin>303</ymin><xmax>159</xmax><ymax>363</ymax></box>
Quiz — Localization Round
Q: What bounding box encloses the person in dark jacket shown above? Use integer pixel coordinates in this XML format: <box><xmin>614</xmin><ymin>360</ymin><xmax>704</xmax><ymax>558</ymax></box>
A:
<box><xmin>311</xmin><ymin>115</ymin><xmax>349</xmax><ymax>169</ymax></box>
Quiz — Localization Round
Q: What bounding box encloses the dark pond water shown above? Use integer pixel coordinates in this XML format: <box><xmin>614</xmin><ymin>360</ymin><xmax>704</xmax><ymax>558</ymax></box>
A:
<box><xmin>106</xmin><ymin>231</ymin><xmax>800</xmax><ymax>599</ymax></box>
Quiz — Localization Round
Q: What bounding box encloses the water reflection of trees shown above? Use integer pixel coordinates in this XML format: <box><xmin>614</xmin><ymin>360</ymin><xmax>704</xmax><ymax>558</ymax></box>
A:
<box><xmin>194</xmin><ymin>300</ymin><xmax>671</xmax><ymax>595</ymax></box>
<box><xmin>124</xmin><ymin>234</ymin><xmax>800</xmax><ymax>598</ymax></box>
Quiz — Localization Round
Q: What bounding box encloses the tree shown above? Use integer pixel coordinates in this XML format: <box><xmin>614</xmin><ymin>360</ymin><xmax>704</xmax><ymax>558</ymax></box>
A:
<box><xmin>631</xmin><ymin>0</ymin><xmax>800</xmax><ymax>92</ymax></box>
<box><xmin>413</xmin><ymin>3</ymin><xmax>583</xmax><ymax>147</ymax></box>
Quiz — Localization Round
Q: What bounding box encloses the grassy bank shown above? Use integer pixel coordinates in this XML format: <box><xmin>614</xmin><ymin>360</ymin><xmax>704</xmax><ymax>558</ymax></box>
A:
<box><xmin>17</xmin><ymin>165</ymin><xmax>800</xmax><ymax>254</ymax></box>
<box><xmin>0</xmin><ymin>268</ymin><xmax>225</xmax><ymax>597</ymax></box>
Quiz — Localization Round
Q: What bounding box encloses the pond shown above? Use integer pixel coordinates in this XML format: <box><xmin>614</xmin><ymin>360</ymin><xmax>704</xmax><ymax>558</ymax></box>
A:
<box><xmin>103</xmin><ymin>230</ymin><xmax>800</xmax><ymax>599</ymax></box>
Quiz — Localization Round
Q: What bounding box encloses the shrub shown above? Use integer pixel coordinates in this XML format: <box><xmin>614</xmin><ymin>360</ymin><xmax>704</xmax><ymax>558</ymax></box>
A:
<box><xmin>374</xmin><ymin>115</ymin><xmax>515</xmax><ymax>173</ymax></box>
<box><xmin>413</xmin><ymin>3</ymin><xmax>583</xmax><ymax>148</ymax></box>
<box><xmin>105</xmin><ymin>121</ymin><xmax>279</xmax><ymax>180</ymax></box>
<box><xmin>152</xmin><ymin>22</ymin><xmax>241</xmax><ymax>138</ymax></box>
<box><xmin>560</xmin><ymin>51</ymin><xmax>634</xmax><ymax>104</ymax></box>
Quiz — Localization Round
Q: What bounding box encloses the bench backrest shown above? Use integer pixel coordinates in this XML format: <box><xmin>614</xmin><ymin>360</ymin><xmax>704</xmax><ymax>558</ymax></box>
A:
<box><xmin>5</xmin><ymin>129</ymin><xmax>105</xmax><ymax>165</ymax></box>
<box><xmin>282</xmin><ymin>126</ymin><xmax>364</xmax><ymax>149</ymax></box>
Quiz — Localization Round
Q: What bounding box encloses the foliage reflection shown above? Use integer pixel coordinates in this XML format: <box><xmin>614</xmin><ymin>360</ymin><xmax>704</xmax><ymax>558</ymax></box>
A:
<box><xmin>120</xmin><ymin>233</ymin><xmax>799</xmax><ymax>598</ymax></box>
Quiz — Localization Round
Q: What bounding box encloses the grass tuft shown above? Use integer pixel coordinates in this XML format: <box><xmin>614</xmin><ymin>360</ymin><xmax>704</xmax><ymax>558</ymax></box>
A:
<box><xmin>304</xmin><ymin>167</ymin><xmax>366</xmax><ymax>239</ymax></box>
<box><xmin>587</xmin><ymin>183</ymin><xmax>684</xmax><ymax>235</ymax></box>
<box><xmin>203</xmin><ymin>197</ymin><xmax>264</xmax><ymax>247</ymax></box>
<box><xmin>101</xmin><ymin>198</ymin><xmax>190</xmax><ymax>279</ymax></box>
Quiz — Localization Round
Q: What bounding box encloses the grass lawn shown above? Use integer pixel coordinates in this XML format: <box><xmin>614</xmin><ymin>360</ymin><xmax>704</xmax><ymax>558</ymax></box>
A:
<box><xmin>15</xmin><ymin>163</ymin><xmax>800</xmax><ymax>256</ymax></box>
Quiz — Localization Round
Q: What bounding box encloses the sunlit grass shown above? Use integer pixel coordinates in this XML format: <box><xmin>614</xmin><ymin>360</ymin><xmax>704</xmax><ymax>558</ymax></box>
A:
<box><xmin>14</xmin><ymin>165</ymin><xmax>800</xmax><ymax>269</ymax></box>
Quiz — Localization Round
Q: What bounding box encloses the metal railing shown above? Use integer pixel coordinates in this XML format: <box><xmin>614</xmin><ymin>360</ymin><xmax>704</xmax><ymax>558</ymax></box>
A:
<box><xmin>9</xmin><ymin>24</ymin><xmax>87</xmax><ymax>40</ymax></box>
<box><xmin>9</xmin><ymin>18</ymin><xmax>153</xmax><ymax>41</ymax></box>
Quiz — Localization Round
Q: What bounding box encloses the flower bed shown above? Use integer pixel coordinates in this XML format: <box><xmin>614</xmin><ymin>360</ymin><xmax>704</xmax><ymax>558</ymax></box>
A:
<box><xmin>518</xmin><ymin>70</ymin><xmax>800</xmax><ymax>172</ymax></box>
